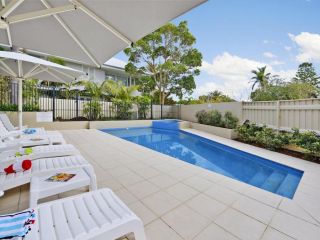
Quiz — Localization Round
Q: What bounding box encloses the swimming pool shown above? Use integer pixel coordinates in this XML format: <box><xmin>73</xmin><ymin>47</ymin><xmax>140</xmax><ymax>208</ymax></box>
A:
<box><xmin>101</xmin><ymin>127</ymin><xmax>303</xmax><ymax>199</ymax></box>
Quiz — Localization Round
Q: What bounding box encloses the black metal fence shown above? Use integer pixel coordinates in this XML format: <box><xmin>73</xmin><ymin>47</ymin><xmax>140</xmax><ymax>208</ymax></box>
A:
<box><xmin>0</xmin><ymin>81</ymin><xmax>180</xmax><ymax>121</ymax></box>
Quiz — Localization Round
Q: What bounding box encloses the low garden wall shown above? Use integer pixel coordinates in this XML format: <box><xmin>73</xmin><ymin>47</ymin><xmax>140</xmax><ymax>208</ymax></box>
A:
<box><xmin>89</xmin><ymin>120</ymin><xmax>153</xmax><ymax>129</ymax></box>
<box><xmin>3</xmin><ymin>112</ymin><xmax>89</xmax><ymax>130</ymax></box>
<box><xmin>189</xmin><ymin>122</ymin><xmax>237</xmax><ymax>139</ymax></box>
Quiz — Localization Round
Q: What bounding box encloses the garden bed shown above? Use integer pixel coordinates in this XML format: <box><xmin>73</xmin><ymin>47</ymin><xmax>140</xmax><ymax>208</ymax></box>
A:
<box><xmin>236</xmin><ymin>123</ymin><xmax>320</xmax><ymax>162</ymax></box>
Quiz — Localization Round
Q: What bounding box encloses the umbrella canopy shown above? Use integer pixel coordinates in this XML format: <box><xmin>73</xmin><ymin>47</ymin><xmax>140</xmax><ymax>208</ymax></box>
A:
<box><xmin>0</xmin><ymin>0</ymin><xmax>206</xmax><ymax>67</ymax></box>
<box><xmin>0</xmin><ymin>50</ymin><xmax>85</xmax><ymax>128</ymax></box>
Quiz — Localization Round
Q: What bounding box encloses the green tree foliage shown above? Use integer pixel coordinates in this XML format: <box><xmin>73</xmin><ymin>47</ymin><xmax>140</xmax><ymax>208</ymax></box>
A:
<box><xmin>112</xmin><ymin>99</ymin><xmax>133</xmax><ymax>120</ymax></box>
<box><xmin>105</xmin><ymin>80</ymin><xmax>138</xmax><ymax>100</ymax></box>
<box><xmin>198</xmin><ymin>90</ymin><xmax>234</xmax><ymax>103</ymax></box>
<box><xmin>60</xmin><ymin>81</ymin><xmax>82</xmax><ymax>99</ymax></box>
<box><xmin>251</xmin><ymin>82</ymin><xmax>317</xmax><ymax>101</ymax></box>
<box><xmin>251</xmin><ymin>66</ymin><xmax>271</xmax><ymax>91</ymax></box>
<box><xmin>83</xmin><ymin>100</ymin><xmax>102</xmax><ymax>120</ymax></box>
<box><xmin>83</xmin><ymin>81</ymin><xmax>104</xmax><ymax>99</ymax></box>
<box><xmin>135</xmin><ymin>95</ymin><xmax>151</xmax><ymax>119</ymax></box>
<box><xmin>47</xmin><ymin>56</ymin><xmax>65</xmax><ymax>66</ymax></box>
<box><xmin>104</xmin><ymin>80</ymin><xmax>140</xmax><ymax>119</ymax></box>
<box><xmin>124</xmin><ymin>21</ymin><xmax>202</xmax><ymax>104</ymax></box>
<box><xmin>293</xmin><ymin>62</ymin><xmax>320</xmax><ymax>87</ymax></box>
<box><xmin>80</xmin><ymin>80</ymin><xmax>109</xmax><ymax>120</ymax></box>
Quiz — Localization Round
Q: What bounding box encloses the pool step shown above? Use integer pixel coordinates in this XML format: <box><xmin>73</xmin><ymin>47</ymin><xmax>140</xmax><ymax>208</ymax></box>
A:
<box><xmin>260</xmin><ymin>171</ymin><xmax>286</xmax><ymax>192</ymax></box>
<box><xmin>248</xmin><ymin>169</ymin><xmax>272</xmax><ymax>187</ymax></box>
<box><xmin>276</xmin><ymin>174</ymin><xmax>301</xmax><ymax>198</ymax></box>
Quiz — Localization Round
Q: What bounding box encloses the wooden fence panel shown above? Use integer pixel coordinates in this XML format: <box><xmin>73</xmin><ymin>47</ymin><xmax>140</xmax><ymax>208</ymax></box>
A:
<box><xmin>242</xmin><ymin>99</ymin><xmax>320</xmax><ymax>131</ymax></box>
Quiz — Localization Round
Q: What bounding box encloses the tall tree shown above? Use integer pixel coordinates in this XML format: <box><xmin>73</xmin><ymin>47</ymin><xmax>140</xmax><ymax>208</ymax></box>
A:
<box><xmin>124</xmin><ymin>21</ymin><xmax>202</xmax><ymax>104</ymax></box>
<box><xmin>251</xmin><ymin>66</ymin><xmax>271</xmax><ymax>91</ymax></box>
<box><xmin>293</xmin><ymin>62</ymin><xmax>319</xmax><ymax>89</ymax></box>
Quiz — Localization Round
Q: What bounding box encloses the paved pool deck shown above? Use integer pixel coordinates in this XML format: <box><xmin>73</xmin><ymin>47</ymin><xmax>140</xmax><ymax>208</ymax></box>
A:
<box><xmin>1</xmin><ymin>128</ymin><xmax>320</xmax><ymax>240</ymax></box>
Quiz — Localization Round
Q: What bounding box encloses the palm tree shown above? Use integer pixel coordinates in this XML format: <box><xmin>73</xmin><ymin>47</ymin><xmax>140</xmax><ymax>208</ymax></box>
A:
<box><xmin>105</xmin><ymin>80</ymin><xmax>139</xmax><ymax>100</ymax></box>
<box><xmin>251</xmin><ymin>66</ymin><xmax>271</xmax><ymax>91</ymax></box>
<box><xmin>82</xmin><ymin>80</ymin><xmax>109</xmax><ymax>100</ymax></box>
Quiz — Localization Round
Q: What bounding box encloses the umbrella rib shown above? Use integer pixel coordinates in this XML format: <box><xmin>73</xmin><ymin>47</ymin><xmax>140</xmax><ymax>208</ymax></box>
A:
<box><xmin>44</xmin><ymin>69</ymin><xmax>66</xmax><ymax>83</ymax></box>
<box><xmin>71</xmin><ymin>0</ymin><xmax>132</xmax><ymax>45</ymax></box>
<box><xmin>26</xmin><ymin>64</ymin><xmax>50</xmax><ymax>76</ymax></box>
<box><xmin>0</xmin><ymin>65</ymin><xmax>15</xmax><ymax>77</ymax></box>
<box><xmin>0</xmin><ymin>59</ymin><xmax>17</xmax><ymax>76</ymax></box>
<box><xmin>40</xmin><ymin>0</ymin><xmax>100</xmax><ymax>68</ymax></box>
<box><xmin>0</xmin><ymin>0</ymin><xmax>24</xmax><ymax>18</ymax></box>
<box><xmin>6</xmin><ymin>26</ymin><xmax>12</xmax><ymax>47</ymax></box>
<box><xmin>6</xmin><ymin>4</ymin><xmax>76</xmax><ymax>24</ymax></box>
<box><xmin>49</xmin><ymin>66</ymin><xmax>77</xmax><ymax>80</ymax></box>
<box><xmin>24</xmin><ymin>63</ymin><xmax>41</xmax><ymax>78</ymax></box>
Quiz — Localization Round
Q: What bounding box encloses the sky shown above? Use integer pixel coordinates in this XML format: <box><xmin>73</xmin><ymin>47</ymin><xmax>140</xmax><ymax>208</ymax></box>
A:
<box><xmin>113</xmin><ymin>0</ymin><xmax>320</xmax><ymax>100</ymax></box>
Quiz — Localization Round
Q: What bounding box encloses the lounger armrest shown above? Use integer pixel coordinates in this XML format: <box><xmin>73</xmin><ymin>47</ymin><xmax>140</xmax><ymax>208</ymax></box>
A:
<box><xmin>13</xmin><ymin>125</ymin><xmax>28</xmax><ymax>130</ymax></box>
<box><xmin>6</xmin><ymin>130</ymin><xmax>22</xmax><ymax>138</ymax></box>
<box><xmin>0</xmin><ymin>142</ymin><xmax>20</xmax><ymax>152</ymax></box>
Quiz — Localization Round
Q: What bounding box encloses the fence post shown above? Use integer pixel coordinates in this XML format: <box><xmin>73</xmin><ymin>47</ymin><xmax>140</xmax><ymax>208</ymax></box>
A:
<box><xmin>240</xmin><ymin>101</ymin><xmax>244</xmax><ymax>123</ymax></box>
<box><xmin>52</xmin><ymin>87</ymin><xmax>56</xmax><ymax>121</ymax></box>
<box><xmin>160</xmin><ymin>104</ymin><xmax>163</xmax><ymax>119</ymax></box>
<box><xmin>276</xmin><ymin>100</ymin><xmax>280</xmax><ymax>130</ymax></box>
<box><xmin>89</xmin><ymin>99</ymin><xmax>92</xmax><ymax>121</ymax></box>
<box><xmin>76</xmin><ymin>92</ymin><xmax>79</xmax><ymax>118</ymax></box>
<box><xmin>150</xmin><ymin>100</ymin><xmax>153</xmax><ymax>119</ymax></box>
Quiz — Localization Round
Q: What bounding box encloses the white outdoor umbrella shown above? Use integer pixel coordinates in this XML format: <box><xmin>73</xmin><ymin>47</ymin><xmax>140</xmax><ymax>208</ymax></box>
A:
<box><xmin>0</xmin><ymin>0</ymin><xmax>206</xmax><ymax>67</ymax></box>
<box><xmin>0</xmin><ymin>51</ymin><xmax>85</xmax><ymax>128</ymax></box>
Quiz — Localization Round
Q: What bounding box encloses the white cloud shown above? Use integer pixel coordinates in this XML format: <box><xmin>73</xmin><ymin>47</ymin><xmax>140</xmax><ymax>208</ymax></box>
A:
<box><xmin>274</xmin><ymin>70</ymin><xmax>296</xmax><ymax>81</ymax></box>
<box><xmin>263</xmin><ymin>40</ymin><xmax>269</xmax><ymax>44</ymax></box>
<box><xmin>284</xmin><ymin>46</ymin><xmax>292</xmax><ymax>51</ymax></box>
<box><xmin>263</xmin><ymin>52</ymin><xmax>277</xmax><ymax>59</ymax></box>
<box><xmin>197</xmin><ymin>52</ymin><xmax>295</xmax><ymax>100</ymax></box>
<box><xmin>270</xmin><ymin>60</ymin><xmax>285</xmax><ymax>66</ymax></box>
<box><xmin>289</xmin><ymin>32</ymin><xmax>320</xmax><ymax>62</ymax></box>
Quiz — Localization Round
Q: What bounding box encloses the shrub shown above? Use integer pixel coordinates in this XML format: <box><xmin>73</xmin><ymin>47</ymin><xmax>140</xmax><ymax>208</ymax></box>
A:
<box><xmin>292</xmin><ymin>129</ymin><xmax>320</xmax><ymax>157</ymax></box>
<box><xmin>236</xmin><ymin>123</ymin><xmax>261</xmax><ymax>143</ymax></box>
<box><xmin>254</xmin><ymin>126</ymin><xmax>289</xmax><ymax>150</ymax></box>
<box><xmin>196</xmin><ymin>110</ymin><xmax>239</xmax><ymax>129</ymax></box>
<box><xmin>83</xmin><ymin>100</ymin><xmax>102</xmax><ymax>120</ymax></box>
<box><xmin>196</xmin><ymin>110</ymin><xmax>210</xmax><ymax>124</ymax></box>
<box><xmin>223</xmin><ymin>111</ymin><xmax>239</xmax><ymax>129</ymax></box>
<box><xmin>0</xmin><ymin>103</ymin><xmax>18</xmax><ymax>111</ymax></box>
<box><xmin>23</xmin><ymin>103</ymin><xmax>40</xmax><ymax>112</ymax></box>
<box><xmin>207</xmin><ymin>110</ymin><xmax>223</xmax><ymax>127</ymax></box>
<box><xmin>135</xmin><ymin>95</ymin><xmax>151</xmax><ymax>119</ymax></box>
<box><xmin>237</xmin><ymin>123</ymin><xmax>290</xmax><ymax>150</ymax></box>
<box><xmin>0</xmin><ymin>103</ymin><xmax>40</xmax><ymax>112</ymax></box>
<box><xmin>113</xmin><ymin>98</ymin><xmax>133</xmax><ymax>120</ymax></box>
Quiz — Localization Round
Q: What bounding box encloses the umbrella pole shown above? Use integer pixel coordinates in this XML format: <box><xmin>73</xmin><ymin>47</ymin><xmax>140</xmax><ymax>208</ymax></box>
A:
<box><xmin>17</xmin><ymin>59</ymin><xmax>23</xmax><ymax>129</ymax></box>
<box><xmin>18</xmin><ymin>78</ymin><xmax>23</xmax><ymax>130</ymax></box>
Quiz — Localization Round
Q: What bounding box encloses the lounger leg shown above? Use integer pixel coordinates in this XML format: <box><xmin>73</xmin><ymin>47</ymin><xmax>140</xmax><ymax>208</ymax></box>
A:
<box><xmin>85</xmin><ymin>166</ymin><xmax>97</xmax><ymax>191</ymax></box>
<box><xmin>29</xmin><ymin>191</ymin><xmax>38</xmax><ymax>208</ymax></box>
<box><xmin>133</xmin><ymin>227</ymin><xmax>146</xmax><ymax>240</ymax></box>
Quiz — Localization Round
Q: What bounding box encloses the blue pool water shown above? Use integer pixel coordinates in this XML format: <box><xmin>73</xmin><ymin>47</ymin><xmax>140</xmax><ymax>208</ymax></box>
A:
<box><xmin>102</xmin><ymin>127</ymin><xmax>303</xmax><ymax>198</ymax></box>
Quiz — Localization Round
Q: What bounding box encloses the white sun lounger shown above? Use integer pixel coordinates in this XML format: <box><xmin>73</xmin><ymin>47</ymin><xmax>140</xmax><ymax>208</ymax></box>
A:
<box><xmin>0</xmin><ymin>143</ymin><xmax>80</xmax><ymax>162</ymax></box>
<box><xmin>0</xmin><ymin>155</ymin><xmax>97</xmax><ymax>193</ymax></box>
<box><xmin>3</xmin><ymin>188</ymin><xmax>146</xmax><ymax>240</ymax></box>
<box><xmin>0</xmin><ymin>127</ymin><xmax>66</xmax><ymax>147</ymax></box>
<box><xmin>0</xmin><ymin>113</ymin><xmax>60</xmax><ymax>136</ymax></box>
